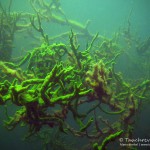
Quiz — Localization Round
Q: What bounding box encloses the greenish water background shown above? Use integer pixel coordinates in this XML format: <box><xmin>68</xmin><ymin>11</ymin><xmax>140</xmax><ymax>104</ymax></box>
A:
<box><xmin>0</xmin><ymin>0</ymin><xmax>150</xmax><ymax>150</ymax></box>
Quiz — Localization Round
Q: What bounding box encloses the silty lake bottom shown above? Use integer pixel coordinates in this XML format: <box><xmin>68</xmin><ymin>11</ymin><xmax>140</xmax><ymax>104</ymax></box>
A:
<box><xmin>0</xmin><ymin>0</ymin><xmax>150</xmax><ymax>150</ymax></box>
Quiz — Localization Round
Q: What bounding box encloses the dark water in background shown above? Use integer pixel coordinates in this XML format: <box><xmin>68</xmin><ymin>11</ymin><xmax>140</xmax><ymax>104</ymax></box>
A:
<box><xmin>0</xmin><ymin>0</ymin><xmax>150</xmax><ymax>150</ymax></box>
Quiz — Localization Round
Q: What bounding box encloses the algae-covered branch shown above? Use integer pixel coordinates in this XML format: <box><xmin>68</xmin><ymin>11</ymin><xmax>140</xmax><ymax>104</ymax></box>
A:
<box><xmin>0</xmin><ymin>0</ymin><xmax>150</xmax><ymax>150</ymax></box>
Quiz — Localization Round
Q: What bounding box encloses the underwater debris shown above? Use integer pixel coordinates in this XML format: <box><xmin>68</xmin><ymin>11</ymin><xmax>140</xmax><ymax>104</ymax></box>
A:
<box><xmin>0</xmin><ymin>32</ymin><xmax>149</xmax><ymax>149</ymax></box>
<box><xmin>0</xmin><ymin>1</ymin><xmax>150</xmax><ymax>150</ymax></box>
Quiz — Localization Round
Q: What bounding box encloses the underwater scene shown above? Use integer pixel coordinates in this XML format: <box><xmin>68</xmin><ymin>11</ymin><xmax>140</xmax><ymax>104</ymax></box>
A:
<box><xmin>0</xmin><ymin>0</ymin><xmax>150</xmax><ymax>150</ymax></box>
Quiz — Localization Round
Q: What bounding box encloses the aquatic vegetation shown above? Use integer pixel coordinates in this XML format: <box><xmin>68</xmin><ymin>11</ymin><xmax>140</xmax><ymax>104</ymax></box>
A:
<box><xmin>0</xmin><ymin>30</ymin><xmax>150</xmax><ymax>149</ymax></box>
<box><xmin>0</xmin><ymin>1</ymin><xmax>150</xmax><ymax>150</ymax></box>
<box><xmin>93</xmin><ymin>130</ymin><xmax>124</xmax><ymax>150</ymax></box>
